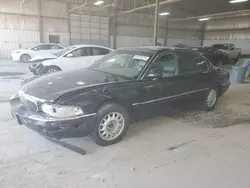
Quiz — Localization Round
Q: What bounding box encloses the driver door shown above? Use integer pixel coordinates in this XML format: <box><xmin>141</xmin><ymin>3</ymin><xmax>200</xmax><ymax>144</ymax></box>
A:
<box><xmin>139</xmin><ymin>52</ymin><xmax>184</xmax><ymax>110</ymax></box>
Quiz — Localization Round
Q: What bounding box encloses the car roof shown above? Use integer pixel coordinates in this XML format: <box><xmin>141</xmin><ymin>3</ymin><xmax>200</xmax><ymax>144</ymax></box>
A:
<box><xmin>71</xmin><ymin>44</ymin><xmax>112</xmax><ymax>49</ymax></box>
<box><xmin>118</xmin><ymin>46</ymin><xmax>192</xmax><ymax>53</ymax></box>
<box><xmin>37</xmin><ymin>43</ymin><xmax>64</xmax><ymax>46</ymax></box>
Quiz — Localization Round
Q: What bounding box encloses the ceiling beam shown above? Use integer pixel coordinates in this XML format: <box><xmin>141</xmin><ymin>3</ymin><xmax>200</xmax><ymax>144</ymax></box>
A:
<box><xmin>170</xmin><ymin>9</ymin><xmax>250</xmax><ymax>22</ymax></box>
<box><xmin>112</xmin><ymin>0</ymin><xmax>181</xmax><ymax>16</ymax></box>
<box><xmin>67</xmin><ymin>0</ymin><xmax>87</xmax><ymax>12</ymax></box>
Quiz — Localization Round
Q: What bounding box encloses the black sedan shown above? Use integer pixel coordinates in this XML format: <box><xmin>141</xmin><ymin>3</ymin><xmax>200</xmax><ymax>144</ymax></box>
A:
<box><xmin>10</xmin><ymin>47</ymin><xmax>230</xmax><ymax>146</ymax></box>
<box><xmin>192</xmin><ymin>46</ymin><xmax>229</xmax><ymax>67</ymax></box>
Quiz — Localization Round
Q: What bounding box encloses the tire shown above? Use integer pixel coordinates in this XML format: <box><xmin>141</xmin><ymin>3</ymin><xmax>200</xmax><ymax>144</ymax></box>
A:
<box><xmin>92</xmin><ymin>103</ymin><xmax>130</xmax><ymax>146</ymax></box>
<box><xmin>43</xmin><ymin>66</ymin><xmax>61</xmax><ymax>74</ymax></box>
<box><xmin>234</xmin><ymin>53</ymin><xmax>240</xmax><ymax>63</ymax></box>
<box><xmin>20</xmin><ymin>54</ymin><xmax>31</xmax><ymax>63</ymax></box>
<box><xmin>203</xmin><ymin>88</ymin><xmax>218</xmax><ymax>111</ymax></box>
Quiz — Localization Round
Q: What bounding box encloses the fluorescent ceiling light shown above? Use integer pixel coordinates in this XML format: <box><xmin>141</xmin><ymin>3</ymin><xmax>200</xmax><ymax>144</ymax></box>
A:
<box><xmin>159</xmin><ymin>12</ymin><xmax>170</xmax><ymax>16</ymax></box>
<box><xmin>94</xmin><ymin>0</ymin><xmax>104</xmax><ymax>5</ymax></box>
<box><xmin>198</xmin><ymin>17</ymin><xmax>210</xmax><ymax>21</ymax></box>
<box><xmin>229</xmin><ymin>0</ymin><xmax>248</xmax><ymax>3</ymax></box>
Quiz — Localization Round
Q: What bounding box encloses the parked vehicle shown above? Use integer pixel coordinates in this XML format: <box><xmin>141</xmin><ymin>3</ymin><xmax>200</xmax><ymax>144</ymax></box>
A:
<box><xmin>10</xmin><ymin>43</ymin><xmax>65</xmax><ymax>63</ymax></box>
<box><xmin>192</xmin><ymin>46</ymin><xmax>229</xmax><ymax>67</ymax></box>
<box><xmin>29</xmin><ymin>45</ymin><xmax>113</xmax><ymax>75</ymax></box>
<box><xmin>211</xmin><ymin>44</ymin><xmax>241</xmax><ymax>62</ymax></box>
<box><xmin>10</xmin><ymin>47</ymin><xmax>230</xmax><ymax>146</ymax></box>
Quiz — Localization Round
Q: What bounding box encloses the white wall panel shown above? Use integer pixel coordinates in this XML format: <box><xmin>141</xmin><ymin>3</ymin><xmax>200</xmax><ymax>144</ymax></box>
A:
<box><xmin>70</xmin><ymin>14</ymin><xmax>109</xmax><ymax>47</ymax></box>
<box><xmin>0</xmin><ymin>29</ymin><xmax>39</xmax><ymax>58</ymax></box>
<box><xmin>43</xmin><ymin>18</ymin><xmax>68</xmax><ymax>32</ymax></box>
<box><xmin>42</xmin><ymin>1</ymin><xmax>66</xmax><ymax>18</ymax></box>
<box><xmin>0</xmin><ymin>0</ymin><xmax>38</xmax><ymax>15</ymax></box>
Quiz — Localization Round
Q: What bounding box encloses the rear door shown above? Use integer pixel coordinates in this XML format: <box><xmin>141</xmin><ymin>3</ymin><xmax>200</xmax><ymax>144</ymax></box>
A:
<box><xmin>175</xmin><ymin>50</ymin><xmax>214</xmax><ymax>102</ymax></box>
<box><xmin>92</xmin><ymin>47</ymin><xmax>112</xmax><ymax>60</ymax></box>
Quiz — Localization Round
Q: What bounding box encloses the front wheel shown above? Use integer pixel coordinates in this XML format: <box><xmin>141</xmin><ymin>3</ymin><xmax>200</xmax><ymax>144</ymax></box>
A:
<box><xmin>203</xmin><ymin>88</ymin><xmax>218</xmax><ymax>111</ymax></box>
<box><xmin>20</xmin><ymin>54</ymin><xmax>31</xmax><ymax>63</ymax></box>
<box><xmin>43</xmin><ymin>66</ymin><xmax>61</xmax><ymax>74</ymax></box>
<box><xmin>92</xmin><ymin>103</ymin><xmax>130</xmax><ymax>146</ymax></box>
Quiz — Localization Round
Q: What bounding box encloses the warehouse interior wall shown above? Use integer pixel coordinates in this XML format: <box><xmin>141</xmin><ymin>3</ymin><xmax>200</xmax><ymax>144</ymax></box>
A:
<box><xmin>0</xmin><ymin>0</ymin><xmax>109</xmax><ymax>58</ymax></box>
<box><xmin>112</xmin><ymin>13</ymin><xmax>202</xmax><ymax>48</ymax></box>
<box><xmin>203</xmin><ymin>16</ymin><xmax>250</xmax><ymax>54</ymax></box>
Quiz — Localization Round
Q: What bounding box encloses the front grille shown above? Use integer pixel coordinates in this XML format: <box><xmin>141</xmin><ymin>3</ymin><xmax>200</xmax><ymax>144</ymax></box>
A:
<box><xmin>19</xmin><ymin>92</ymin><xmax>39</xmax><ymax>112</ymax></box>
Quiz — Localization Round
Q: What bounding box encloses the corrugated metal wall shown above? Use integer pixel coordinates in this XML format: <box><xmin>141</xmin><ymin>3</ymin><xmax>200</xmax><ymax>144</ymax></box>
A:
<box><xmin>0</xmin><ymin>0</ymin><xmax>109</xmax><ymax>58</ymax></box>
<box><xmin>70</xmin><ymin>14</ymin><xmax>109</xmax><ymax>47</ymax></box>
<box><xmin>0</xmin><ymin>15</ymin><xmax>40</xmax><ymax>58</ymax></box>
<box><xmin>114</xmin><ymin>13</ymin><xmax>202</xmax><ymax>48</ymax></box>
<box><xmin>204</xmin><ymin>16</ymin><xmax>250</xmax><ymax>54</ymax></box>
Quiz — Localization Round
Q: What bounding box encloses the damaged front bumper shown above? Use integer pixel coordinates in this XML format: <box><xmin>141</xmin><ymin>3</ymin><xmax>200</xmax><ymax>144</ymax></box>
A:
<box><xmin>29</xmin><ymin>63</ymin><xmax>44</xmax><ymax>75</ymax></box>
<box><xmin>10</xmin><ymin>95</ymin><xmax>96</xmax><ymax>139</ymax></box>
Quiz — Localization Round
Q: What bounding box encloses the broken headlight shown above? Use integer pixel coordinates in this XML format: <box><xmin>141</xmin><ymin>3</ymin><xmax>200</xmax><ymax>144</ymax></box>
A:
<box><xmin>41</xmin><ymin>103</ymin><xmax>84</xmax><ymax>118</ymax></box>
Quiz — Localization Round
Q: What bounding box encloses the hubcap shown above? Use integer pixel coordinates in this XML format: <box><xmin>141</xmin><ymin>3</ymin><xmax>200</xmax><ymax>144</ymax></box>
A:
<box><xmin>22</xmin><ymin>55</ymin><xmax>30</xmax><ymax>62</ymax></box>
<box><xmin>47</xmin><ymin>69</ymin><xmax>57</xmax><ymax>73</ymax></box>
<box><xmin>207</xmin><ymin>89</ymin><xmax>217</xmax><ymax>107</ymax></box>
<box><xmin>98</xmin><ymin>112</ymin><xmax>125</xmax><ymax>141</ymax></box>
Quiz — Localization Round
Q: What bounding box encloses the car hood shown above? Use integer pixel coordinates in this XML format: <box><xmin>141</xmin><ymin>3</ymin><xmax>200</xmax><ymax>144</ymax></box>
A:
<box><xmin>41</xmin><ymin>58</ymin><xmax>60</xmax><ymax>66</ymax></box>
<box><xmin>20</xmin><ymin>69</ymin><xmax>128</xmax><ymax>101</ymax></box>
<box><xmin>30</xmin><ymin>54</ymin><xmax>57</xmax><ymax>62</ymax></box>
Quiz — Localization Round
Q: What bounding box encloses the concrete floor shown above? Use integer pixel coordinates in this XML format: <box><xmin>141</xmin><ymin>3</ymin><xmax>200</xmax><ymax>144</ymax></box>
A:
<box><xmin>1</xmin><ymin>60</ymin><xmax>250</xmax><ymax>188</ymax></box>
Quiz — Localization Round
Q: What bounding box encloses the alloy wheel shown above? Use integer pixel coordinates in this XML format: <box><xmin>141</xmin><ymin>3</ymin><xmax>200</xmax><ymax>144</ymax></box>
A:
<box><xmin>207</xmin><ymin>89</ymin><xmax>217</xmax><ymax>108</ymax></box>
<box><xmin>98</xmin><ymin>112</ymin><xmax>125</xmax><ymax>141</ymax></box>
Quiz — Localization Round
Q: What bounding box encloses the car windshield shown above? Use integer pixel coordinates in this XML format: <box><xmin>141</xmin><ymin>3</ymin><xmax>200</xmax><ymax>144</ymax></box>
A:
<box><xmin>53</xmin><ymin>46</ymin><xmax>76</xmax><ymax>57</ymax></box>
<box><xmin>212</xmin><ymin>44</ymin><xmax>229</xmax><ymax>50</ymax></box>
<box><xmin>90</xmin><ymin>50</ymin><xmax>153</xmax><ymax>79</ymax></box>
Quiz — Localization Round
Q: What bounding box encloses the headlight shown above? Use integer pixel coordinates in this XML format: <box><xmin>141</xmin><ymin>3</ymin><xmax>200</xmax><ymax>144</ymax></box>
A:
<box><xmin>41</xmin><ymin>103</ymin><xmax>84</xmax><ymax>118</ymax></box>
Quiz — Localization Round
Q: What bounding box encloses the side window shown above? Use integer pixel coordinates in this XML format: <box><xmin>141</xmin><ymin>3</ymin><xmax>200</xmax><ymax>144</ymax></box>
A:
<box><xmin>51</xmin><ymin>45</ymin><xmax>63</xmax><ymax>50</ymax></box>
<box><xmin>71</xmin><ymin>48</ymin><xmax>89</xmax><ymax>57</ymax></box>
<box><xmin>41</xmin><ymin>44</ymin><xmax>53</xmax><ymax>50</ymax></box>
<box><xmin>196</xmin><ymin>56</ymin><xmax>208</xmax><ymax>71</ymax></box>
<box><xmin>31</xmin><ymin>45</ymin><xmax>44</xmax><ymax>51</ymax></box>
<box><xmin>150</xmin><ymin>54</ymin><xmax>178</xmax><ymax>78</ymax></box>
<box><xmin>177</xmin><ymin>51</ymin><xmax>207</xmax><ymax>74</ymax></box>
<box><xmin>93</xmin><ymin>47</ymin><xmax>110</xmax><ymax>56</ymax></box>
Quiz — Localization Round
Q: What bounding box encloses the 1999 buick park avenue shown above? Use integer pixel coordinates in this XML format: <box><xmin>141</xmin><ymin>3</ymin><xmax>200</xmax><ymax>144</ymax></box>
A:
<box><xmin>10</xmin><ymin>46</ymin><xmax>230</xmax><ymax>146</ymax></box>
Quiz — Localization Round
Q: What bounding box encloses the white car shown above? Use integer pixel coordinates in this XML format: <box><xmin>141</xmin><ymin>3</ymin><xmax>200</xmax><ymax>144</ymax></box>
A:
<box><xmin>29</xmin><ymin>44</ymin><xmax>113</xmax><ymax>75</ymax></box>
<box><xmin>10</xmin><ymin>43</ymin><xmax>65</xmax><ymax>63</ymax></box>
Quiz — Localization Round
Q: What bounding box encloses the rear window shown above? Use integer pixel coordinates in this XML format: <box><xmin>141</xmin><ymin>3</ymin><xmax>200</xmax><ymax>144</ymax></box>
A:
<box><xmin>176</xmin><ymin>51</ymin><xmax>208</xmax><ymax>74</ymax></box>
<box><xmin>212</xmin><ymin>44</ymin><xmax>229</xmax><ymax>50</ymax></box>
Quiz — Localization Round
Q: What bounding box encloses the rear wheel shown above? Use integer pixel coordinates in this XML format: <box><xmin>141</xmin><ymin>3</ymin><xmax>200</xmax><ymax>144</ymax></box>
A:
<box><xmin>203</xmin><ymin>88</ymin><xmax>218</xmax><ymax>111</ymax></box>
<box><xmin>234</xmin><ymin>53</ymin><xmax>240</xmax><ymax>63</ymax></box>
<box><xmin>20</xmin><ymin>54</ymin><xmax>31</xmax><ymax>63</ymax></box>
<box><xmin>92</xmin><ymin>103</ymin><xmax>130</xmax><ymax>146</ymax></box>
<box><xmin>43</xmin><ymin>66</ymin><xmax>61</xmax><ymax>74</ymax></box>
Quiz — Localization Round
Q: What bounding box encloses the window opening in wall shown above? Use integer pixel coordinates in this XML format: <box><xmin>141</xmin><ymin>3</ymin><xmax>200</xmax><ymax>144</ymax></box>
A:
<box><xmin>49</xmin><ymin>35</ymin><xmax>60</xmax><ymax>43</ymax></box>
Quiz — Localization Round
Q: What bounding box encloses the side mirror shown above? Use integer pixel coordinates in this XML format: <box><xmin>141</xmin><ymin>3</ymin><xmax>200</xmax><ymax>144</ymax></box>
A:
<box><xmin>66</xmin><ymin>53</ymin><xmax>73</xmax><ymax>58</ymax></box>
<box><xmin>146</xmin><ymin>68</ymin><xmax>163</xmax><ymax>80</ymax></box>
